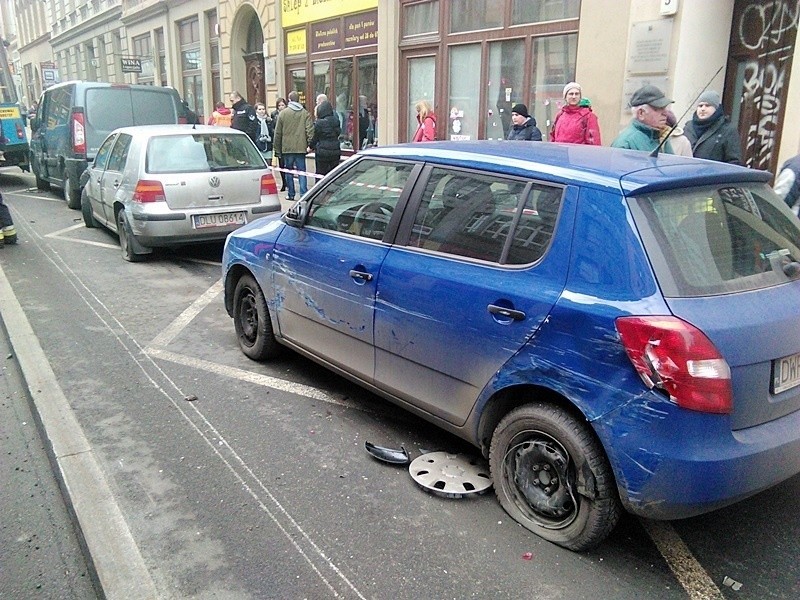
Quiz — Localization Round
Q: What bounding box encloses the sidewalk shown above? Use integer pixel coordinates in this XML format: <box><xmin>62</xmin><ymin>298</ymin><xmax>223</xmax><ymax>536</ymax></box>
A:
<box><xmin>0</xmin><ymin>262</ymin><xmax>157</xmax><ymax>600</ymax></box>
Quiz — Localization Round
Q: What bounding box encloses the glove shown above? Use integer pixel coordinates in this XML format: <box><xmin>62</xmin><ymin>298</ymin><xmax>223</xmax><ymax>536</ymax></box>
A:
<box><xmin>271</xmin><ymin>155</ymin><xmax>279</xmax><ymax>168</ymax></box>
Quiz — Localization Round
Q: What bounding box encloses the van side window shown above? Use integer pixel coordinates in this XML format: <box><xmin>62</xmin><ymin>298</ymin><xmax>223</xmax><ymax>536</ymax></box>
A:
<box><xmin>408</xmin><ymin>168</ymin><xmax>554</xmax><ymax>264</ymax></box>
<box><xmin>46</xmin><ymin>86</ymin><xmax>72</xmax><ymax>130</ymax></box>
<box><xmin>106</xmin><ymin>134</ymin><xmax>133</xmax><ymax>172</ymax></box>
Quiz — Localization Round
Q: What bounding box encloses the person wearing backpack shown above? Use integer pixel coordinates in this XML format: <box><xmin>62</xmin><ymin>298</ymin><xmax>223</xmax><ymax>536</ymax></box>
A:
<box><xmin>550</xmin><ymin>82</ymin><xmax>601</xmax><ymax>145</ymax></box>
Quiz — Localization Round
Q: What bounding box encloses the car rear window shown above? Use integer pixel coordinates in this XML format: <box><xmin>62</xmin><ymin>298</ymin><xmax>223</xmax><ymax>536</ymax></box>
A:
<box><xmin>629</xmin><ymin>183</ymin><xmax>800</xmax><ymax>297</ymax></box>
<box><xmin>146</xmin><ymin>134</ymin><xmax>266</xmax><ymax>174</ymax></box>
<box><xmin>85</xmin><ymin>88</ymin><xmax>178</xmax><ymax>131</ymax></box>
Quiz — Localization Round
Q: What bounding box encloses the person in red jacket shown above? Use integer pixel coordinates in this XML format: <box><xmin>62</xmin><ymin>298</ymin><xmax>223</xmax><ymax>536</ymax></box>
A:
<box><xmin>412</xmin><ymin>99</ymin><xmax>436</xmax><ymax>142</ymax></box>
<box><xmin>549</xmin><ymin>82</ymin><xmax>601</xmax><ymax>145</ymax></box>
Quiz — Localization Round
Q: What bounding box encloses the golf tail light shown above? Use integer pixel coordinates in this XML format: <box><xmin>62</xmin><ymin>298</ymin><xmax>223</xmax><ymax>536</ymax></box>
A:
<box><xmin>615</xmin><ymin>316</ymin><xmax>732</xmax><ymax>414</ymax></box>
<box><xmin>260</xmin><ymin>173</ymin><xmax>278</xmax><ymax>196</ymax></box>
<box><xmin>132</xmin><ymin>180</ymin><xmax>166</xmax><ymax>203</ymax></box>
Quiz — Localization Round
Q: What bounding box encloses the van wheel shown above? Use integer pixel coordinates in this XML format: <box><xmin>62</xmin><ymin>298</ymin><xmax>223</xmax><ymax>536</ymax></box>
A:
<box><xmin>64</xmin><ymin>175</ymin><xmax>81</xmax><ymax>209</ymax></box>
<box><xmin>81</xmin><ymin>188</ymin><xmax>97</xmax><ymax>228</ymax></box>
<box><xmin>35</xmin><ymin>172</ymin><xmax>50</xmax><ymax>191</ymax></box>
<box><xmin>489</xmin><ymin>403</ymin><xmax>622</xmax><ymax>552</ymax></box>
<box><xmin>117</xmin><ymin>211</ymin><xmax>144</xmax><ymax>262</ymax></box>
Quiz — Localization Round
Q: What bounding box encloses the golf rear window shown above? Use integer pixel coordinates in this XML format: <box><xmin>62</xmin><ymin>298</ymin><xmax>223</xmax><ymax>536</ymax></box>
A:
<box><xmin>146</xmin><ymin>134</ymin><xmax>265</xmax><ymax>173</ymax></box>
<box><xmin>629</xmin><ymin>183</ymin><xmax>800</xmax><ymax>297</ymax></box>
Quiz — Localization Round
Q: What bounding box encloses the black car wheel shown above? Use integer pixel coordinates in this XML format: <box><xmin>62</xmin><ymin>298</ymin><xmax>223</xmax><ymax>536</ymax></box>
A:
<box><xmin>233</xmin><ymin>274</ymin><xmax>281</xmax><ymax>360</ymax></box>
<box><xmin>489</xmin><ymin>403</ymin><xmax>622</xmax><ymax>551</ymax></box>
<box><xmin>117</xmin><ymin>210</ymin><xmax>144</xmax><ymax>262</ymax></box>
<box><xmin>35</xmin><ymin>172</ymin><xmax>50</xmax><ymax>191</ymax></box>
<box><xmin>81</xmin><ymin>188</ymin><xmax>97</xmax><ymax>228</ymax></box>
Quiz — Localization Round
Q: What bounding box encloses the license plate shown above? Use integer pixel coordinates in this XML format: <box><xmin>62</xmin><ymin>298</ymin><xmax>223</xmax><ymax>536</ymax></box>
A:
<box><xmin>192</xmin><ymin>212</ymin><xmax>246</xmax><ymax>229</ymax></box>
<box><xmin>772</xmin><ymin>352</ymin><xmax>800</xmax><ymax>394</ymax></box>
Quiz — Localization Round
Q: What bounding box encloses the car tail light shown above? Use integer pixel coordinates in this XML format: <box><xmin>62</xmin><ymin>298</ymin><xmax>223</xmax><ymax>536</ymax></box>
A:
<box><xmin>71</xmin><ymin>110</ymin><xmax>86</xmax><ymax>156</ymax></box>
<box><xmin>615</xmin><ymin>316</ymin><xmax>732</xmax><ymax>414</ymax></box>
<box><xmin>132</xmin><ymin>180</ymin><xmax>166</xmax><ymax>203</ymax></box>
<box><xmin>260</xmin><ymin>173</ymin><xmax>278</xmax><ymax>196</ymax></box>
<box><xmin>15</xmin><ymin>122</ymin><xmax>25</xmax><ymax>140</ymax></box>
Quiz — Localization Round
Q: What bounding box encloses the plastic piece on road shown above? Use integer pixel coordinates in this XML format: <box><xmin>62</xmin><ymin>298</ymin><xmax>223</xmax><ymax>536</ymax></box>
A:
<box><xmin>365</xmin><ymin>441</ymin><xmax>411</xmax><ymax>465</ymax></box>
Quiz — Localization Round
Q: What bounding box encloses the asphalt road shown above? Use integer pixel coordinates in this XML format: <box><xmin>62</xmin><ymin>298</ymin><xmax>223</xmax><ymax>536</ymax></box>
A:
<box><xmin>1</xmin><ymin>167</ymin><xmax>798</xmax><ymax>599</ymax></box>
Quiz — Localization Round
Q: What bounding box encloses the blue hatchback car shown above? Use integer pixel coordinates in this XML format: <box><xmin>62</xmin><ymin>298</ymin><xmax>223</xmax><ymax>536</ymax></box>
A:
<box><xmin>222</xmin><ymin>141</ymin><xmax>800</xmax><ymax>550</ymax></box>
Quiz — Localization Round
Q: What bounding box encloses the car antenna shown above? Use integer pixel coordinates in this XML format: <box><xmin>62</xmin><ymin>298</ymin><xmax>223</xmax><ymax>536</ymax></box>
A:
<box><xmin>650</xmin><ymin>65</ymin><xmax>724</xmax><ymax>158</ymax></box>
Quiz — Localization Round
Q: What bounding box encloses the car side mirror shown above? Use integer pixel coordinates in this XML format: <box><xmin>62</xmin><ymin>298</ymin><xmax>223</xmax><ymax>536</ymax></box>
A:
<box><xmin>284</xmin><ymin>200</ymin><xmax>307</xmax><ymax>226</ymax></box>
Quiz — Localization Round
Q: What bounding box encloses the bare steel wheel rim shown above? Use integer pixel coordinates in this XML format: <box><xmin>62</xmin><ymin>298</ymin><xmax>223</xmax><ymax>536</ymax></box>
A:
<box><xmin>502</xmin><ymin>430</ymin><xmax>579</xmax><ymax>530</ymax></box>
<box><xmin>238</xmin><ymin>291</ymin><xmax>258</xmax><ymax>346</ymax></box>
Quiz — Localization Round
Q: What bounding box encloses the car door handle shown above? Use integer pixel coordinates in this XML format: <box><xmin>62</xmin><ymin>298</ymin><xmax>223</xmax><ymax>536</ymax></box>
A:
<box><xmin>349</xmin><ymin>269</ymin><xmax>373</xmax><ymax>282</ymax></box>
<box><xmin>487</xmin><ymin>304</ymin><xmax>526</xmax><ymax>321</ymax></box>
<box><xmin>113</xmin><ymin>180</ymin><xmax>121</xmax><ymax>189</ymax></box>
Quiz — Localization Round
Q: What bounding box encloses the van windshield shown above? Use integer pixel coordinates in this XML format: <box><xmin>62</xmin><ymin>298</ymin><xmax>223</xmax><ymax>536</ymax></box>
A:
<box><xmin>629</xmin><ymin>183</ymin><xmax>800</xmax><ymax>297</ymax></box>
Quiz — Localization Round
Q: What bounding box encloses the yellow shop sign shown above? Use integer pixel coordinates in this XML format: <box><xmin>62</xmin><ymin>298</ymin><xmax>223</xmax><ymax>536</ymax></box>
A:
<box><xmin>281</xmin><ymin>0</ymin><xmax>378</xmax><ymax>28</ymax></box>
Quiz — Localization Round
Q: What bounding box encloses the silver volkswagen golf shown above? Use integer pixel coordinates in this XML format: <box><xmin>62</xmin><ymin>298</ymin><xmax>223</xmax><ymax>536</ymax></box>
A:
<box><xmin>81</xmin><ymin>124</ymin><xmax>281</xmax><ymax>261</ymax></box>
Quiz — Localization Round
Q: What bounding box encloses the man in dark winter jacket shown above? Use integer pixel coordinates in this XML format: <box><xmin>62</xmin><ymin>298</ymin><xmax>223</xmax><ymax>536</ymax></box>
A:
<box><xmin>774</xmin><ymin>153</ymin><xmax>800</xmax><ymax>213</ymax></box>
<box><xmin>507</xmin><ymin>103</ymin><xmax>542</xmax><ymax>141</ymax></box>
<box><xmin>229</xmin><ymin>91</ymin><xmax>260</xmax><ymax>143</ymax></box>
<box><xmin>683</xmin><ymin>91</ymin><xmax>742</xmax><ymax>164</ymax></box>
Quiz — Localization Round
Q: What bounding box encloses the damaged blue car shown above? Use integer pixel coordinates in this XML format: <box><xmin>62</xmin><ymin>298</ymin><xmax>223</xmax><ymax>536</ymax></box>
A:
<box><xmin>222</xmin><ymin>141</ymin><xmax>800</xmax><ymax>551</ymax></box>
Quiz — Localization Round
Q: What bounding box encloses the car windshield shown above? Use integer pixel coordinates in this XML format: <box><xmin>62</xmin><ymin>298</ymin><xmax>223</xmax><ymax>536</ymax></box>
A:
<box><xmin>146</xmin><ymin>133</ymin><xmax>265</xmax><ymax>174</ymax></box>
<box><xmin>630</xmin><ymin>182</ymin><xmax>800</xmax><ymax>297</ymax></box>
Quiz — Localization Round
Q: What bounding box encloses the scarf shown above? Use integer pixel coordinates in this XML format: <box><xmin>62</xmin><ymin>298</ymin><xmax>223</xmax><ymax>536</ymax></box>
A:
<box><xmin>691</xmin><ymin>107</ymin><xmax>723</xmax><ymax>135</ymax></box>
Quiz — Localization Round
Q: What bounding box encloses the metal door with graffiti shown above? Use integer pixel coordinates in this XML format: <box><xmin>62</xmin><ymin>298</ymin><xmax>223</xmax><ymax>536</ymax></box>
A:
<box><xmin>726</xmin><ymin>0</ymin><xmax>798</xmax><ymax>175</ymax></box>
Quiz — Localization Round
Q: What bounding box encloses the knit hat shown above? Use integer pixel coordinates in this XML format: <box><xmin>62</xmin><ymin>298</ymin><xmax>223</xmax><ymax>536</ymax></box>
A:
<box><xmin>697</xmin><ymin>90</ymin><xmax>721</xmax><ymax>108</ymax></box>
<box><xmin>563</xmin><ymin>82</ymin><xmax>582</xmax><ymax>98</ymax></box>
<box><xmin>511</xmin><ymin>103</ymin><xmax>529</xmax><ymax>118</ymax></box>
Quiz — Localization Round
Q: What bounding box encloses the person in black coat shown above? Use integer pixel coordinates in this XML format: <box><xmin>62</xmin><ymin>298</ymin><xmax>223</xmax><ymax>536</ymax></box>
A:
<box><xmin>310</xmin><ymin>100</ymin><xmax>341</xmax><ymax>177</ymax></box>
<box><xmin>229</xmin><ymin>91</ymin><xmax>259</xmax><ymax>144</ymax></box>
<box><xmin>506</xmin><ymin>103</ymin><xmax>543</xmax><ymax>141</ymax></box>
<box><xmin>683</xmin><ymin>91</ymin><xmax>742</xmax><ymax>164</ymax></box>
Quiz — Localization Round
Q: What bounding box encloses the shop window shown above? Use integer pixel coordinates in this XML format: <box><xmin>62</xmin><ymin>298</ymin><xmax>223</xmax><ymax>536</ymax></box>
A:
<box><xmin>358</xmin><ymin>56</ymin><xmax>378</xmax><ymax>148</ymax></box>
<box><xmin>404</xmin><ymin>1</ymin><xmax>439</xmax><ymax>37</ymax></box>
<box><xmin>485</xmin><ymin>39</ymin><xmax>525</xmax><ymax>140</ymax></box>
<box><xmin>450</xmin><ymin>0</ymin><xmax>503</xmax><ymax>34</ymax></box>
<box><xmin>313</xmin><ymin>61</ymin><xmax>331</xmax><ymax>103</ymax></box>
<box><xmin>407</xmin><ymin>56</ymin><xmax>436</xmax><ymax>141</ymax></box>
<box><xmin>512</xmin><ymin>0</ymin><xmax>581</xmax><ymax>25</ymax></box>
<box><xmin>530</xmin><ymin>33</ymin><xmax>577</xmax><ymax>140</ymax></box>
<box><xmin>290</xmin><ymin>68</ymin><xmax>307</xmax><ymax>105</ymax></box>
<box><xmin>155</xmin><ymin>28</ymin><xmax>167</xmax><ymax>87</ymax></box>
<box><xmin>448</xmin><ymin>45</ymin><xmax>481</xmax><ymax>141</ymax></box>
<box><xmin>334</xmin><ymin>58</ymin><xmax>354</xmax><ymax>150</ymax></box>
<box><xmin>179</xmin><ymin>17</ymin><xmax>203</xmax><ymax>118</ymax></box>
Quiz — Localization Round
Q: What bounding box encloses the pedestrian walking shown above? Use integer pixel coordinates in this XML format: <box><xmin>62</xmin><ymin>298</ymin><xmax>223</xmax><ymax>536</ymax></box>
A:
<box><xmin>683</xmin><ymin>91</ymin><xmax>742</xmax><ymax>164</ymax></box>
<box><xmin>0</xmin><ymin>192</ymin><xmax>18</xmax><ymax>247</ymax></box>
<box><xmin>549</xmin><ymin>82</ymin><xmax>601</xmax><ymax>145</ymax></box>
<box><xmin>310</xmin><ymin>99</ymin><xmax>341</xmax><ymax>178</ymax></box>
<box><xmin>774</xmin><ymin>153</ymin><xmax>800</xmax><ymax>214</ymax></box>
<box><xmin>229</xmin><ymin>91</ymin><xmax>259</xmax><ymax>144</ymax></box>
<box><xmin>412</xmin><ymin>100</ymin><xmax>436</xmax><ymax>142</ymax></box>
<box><xmin>273</xmin><ymin>91</ymin><xmax>314</xmax><ymax>202</ymax></box>
<box><xmin>207</xmin><ymin>101</ymin><xmax>233</xmax><ymax>127</ymax></box>
<box><xmin>507</xmin><ymin>103</ymin><xmax>543</xmax><ymax>141</ymax></box>
<box><xmin>611</xmin><ymin>84</ymin><xmax>674</xmax><ymax>153</ymax></box>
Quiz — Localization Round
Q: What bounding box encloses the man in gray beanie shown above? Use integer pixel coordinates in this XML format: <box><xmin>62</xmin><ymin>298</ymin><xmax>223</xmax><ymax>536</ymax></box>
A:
<box><xmin>683</xmin><ymin>90</ymin><xmax>742</xmax><ymax>164</ymax></box>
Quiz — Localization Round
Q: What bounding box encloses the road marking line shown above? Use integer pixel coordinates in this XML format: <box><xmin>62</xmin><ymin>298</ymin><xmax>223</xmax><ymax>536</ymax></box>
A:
<box><xmin>640</xmin><ymin>519</ymin><xmax>724</xmax><ymax>600</ymax></box>
<box><xmin>6</xmin><ymin>191</ymin><xmax>63</xmax><ymax>202</ymax></box>
<box><xmin>146</xmin><ymin>347</ymin><xmax>358</xmax><ymax>408</ymax></box>
<box><xmin>147</xmin><ymin>279</ymin><xmax>224</xmax><ymax>348</ymax></box>
<box><xmin>45</xmin><ymin>223</ymin><xmax>86</xmax><ymax>237</ymax></box>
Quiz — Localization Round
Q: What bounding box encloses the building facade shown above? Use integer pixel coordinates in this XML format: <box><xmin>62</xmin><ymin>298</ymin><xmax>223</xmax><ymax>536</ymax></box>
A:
<box><xmin>5</xmin><ymin>0</ymin><xmax>800</xmax><ymax>176</ymax></box>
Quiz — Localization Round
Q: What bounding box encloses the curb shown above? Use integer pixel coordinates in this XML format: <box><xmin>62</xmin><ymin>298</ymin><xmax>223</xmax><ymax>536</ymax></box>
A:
<box><xmin>0</xmin><ymin>263</ymin><xmax>158</xmax><ymax>600</ymax></box>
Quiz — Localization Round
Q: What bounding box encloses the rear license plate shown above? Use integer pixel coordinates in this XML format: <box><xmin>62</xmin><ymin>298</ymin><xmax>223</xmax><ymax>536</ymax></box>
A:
<box><xmin>772</xmin><ymin>352</ymin><xmax>800</xmax><ymax>394</ymax></box>
<box><xmin>192</xmin><ymin>212</ymin><xmax>246</xmax><ymax>229</ymax></box>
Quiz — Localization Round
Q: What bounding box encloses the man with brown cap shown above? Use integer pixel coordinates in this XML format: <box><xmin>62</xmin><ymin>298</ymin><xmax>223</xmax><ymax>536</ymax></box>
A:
<box><xmin>611</xmin><ymin>84</ymin><xmax>674</xmax><ymax>153</ymax></box>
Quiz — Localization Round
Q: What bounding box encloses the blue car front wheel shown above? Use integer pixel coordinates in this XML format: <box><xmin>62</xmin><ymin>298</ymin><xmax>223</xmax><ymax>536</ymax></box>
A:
<box><xmin>233</xmin><ymin>273</ymin><xmax>281</xmax><ymax>361</ymax></box>
<box><xmin>489</xmin><ymin>402</ymin><xmax>622</xmax><ymax>551</ymax></box>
